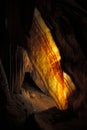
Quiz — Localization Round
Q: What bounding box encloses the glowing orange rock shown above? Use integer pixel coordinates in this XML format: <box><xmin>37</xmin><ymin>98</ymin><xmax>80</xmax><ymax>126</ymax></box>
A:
<box><xmin>26</xmin><ymin>8</ymin><xmax>76</xmax><ymax>110</ymax></box>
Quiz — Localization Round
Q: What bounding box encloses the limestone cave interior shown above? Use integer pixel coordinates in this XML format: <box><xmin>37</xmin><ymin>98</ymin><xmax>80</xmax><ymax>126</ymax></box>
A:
<box><xmin>0</xmin><ymin>0</ymin><xmax>87</xmax><ymax>130</ymax></box>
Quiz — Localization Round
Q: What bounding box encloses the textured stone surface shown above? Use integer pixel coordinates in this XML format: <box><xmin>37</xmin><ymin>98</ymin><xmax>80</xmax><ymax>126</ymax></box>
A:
<box><xmin>0</xmin><ymin>0</ymin><xmax>87</xmax><ymax>130</ymax></box>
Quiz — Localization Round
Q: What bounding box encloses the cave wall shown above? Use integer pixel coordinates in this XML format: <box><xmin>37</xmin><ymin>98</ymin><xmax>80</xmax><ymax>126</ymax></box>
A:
<box><xmin>36</xmin><ymin>0</ymin><xmax>87</xmax><ymax>107</ymax></box>
<box><xmin>0</xmin><ymin>0</ymin><xmax>87</xmax><ymax>129</ymax></box>
<box><xmin>36</xmin><ymin>0</ymin><xmax>87</xmax><ymax>58</ymax></box>
<box><xmin>0</xmin><ymin>0</ymin><xmax>36</xmax><ymax>91</ymax></box>
<box><xmin>0</xmin><ymin>0</ymin><xmax>87</xmax><ymax>95</ymax></box>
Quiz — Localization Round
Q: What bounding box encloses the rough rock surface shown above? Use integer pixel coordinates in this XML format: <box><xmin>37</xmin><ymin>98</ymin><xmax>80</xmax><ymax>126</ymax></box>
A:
<box><xmin>0</xmin><ymin>0</ymin><xmax>87</xmax><ymax>130</ymax></box>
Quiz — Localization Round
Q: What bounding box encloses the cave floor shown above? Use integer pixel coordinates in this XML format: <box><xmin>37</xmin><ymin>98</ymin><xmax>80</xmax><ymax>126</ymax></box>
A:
<box><xmin>1</xmin><ymin>78</ymin><xmax>87</xmax><ymax>130</ymax></box>
<box><xmin>21</xmin><ymin>80</ymin><xmax>87</xmax><ymax>130</ymax></box>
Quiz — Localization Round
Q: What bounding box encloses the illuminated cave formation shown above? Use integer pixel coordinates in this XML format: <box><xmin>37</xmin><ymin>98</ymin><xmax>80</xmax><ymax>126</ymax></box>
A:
<box><xmin>14</xmin><ymin>8</ymin><xmax>76</xmax><ymax>110</ymax></box>
<box><xmin>0</xmin><ymin>0</ymin><xmax>87</xmax><ymax>129</ymax></box>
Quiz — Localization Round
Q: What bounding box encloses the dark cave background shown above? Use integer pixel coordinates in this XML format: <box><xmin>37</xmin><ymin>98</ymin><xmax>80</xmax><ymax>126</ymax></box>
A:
<box><xmin>0</xmin><ymin>0</ymin><xmax>87</xmax><ymax>130</ymax></box>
